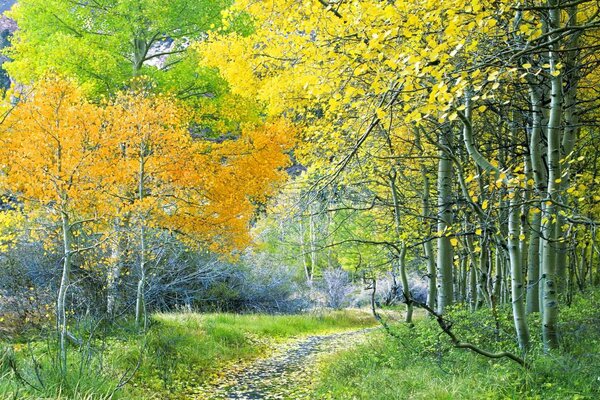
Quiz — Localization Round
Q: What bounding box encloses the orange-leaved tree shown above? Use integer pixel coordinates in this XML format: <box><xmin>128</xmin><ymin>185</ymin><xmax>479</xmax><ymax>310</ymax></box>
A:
<box><xmin>100</xmin><ymin>86</ymin><xmax>296</xmax><ymax>328</ymax></box>
<box><xmin>0</xmin><ymin>77</ymin><xmax>109</xmax><ymax>374</ymax></box>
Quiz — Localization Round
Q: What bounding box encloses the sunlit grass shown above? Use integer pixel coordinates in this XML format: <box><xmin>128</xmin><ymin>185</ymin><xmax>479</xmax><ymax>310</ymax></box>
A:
<box><xmin>119</xmin><ymin>309</ymin><xmax>376</xmax><ymax>397</ymax></box>
<box><xmin>313</xmin><ymin>293</ymin><xmax>600</xmax><ymax>400</ymax></box>
<box><xmin>1</xmin><ymin>309</ymin><xmax>376</xmax><ymax>399</ymax></box>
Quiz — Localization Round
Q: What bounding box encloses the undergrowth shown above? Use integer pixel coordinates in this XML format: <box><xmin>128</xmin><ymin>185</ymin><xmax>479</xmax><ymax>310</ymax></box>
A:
<box><xmin>314</xmin><ymin>290</ymin><xmax>600</xmax><ymax>399</ymax></box>
<box><xmin>0</xmin><ymin>309</ymin><xmax>375</xmax><ymax>399</ymax></box>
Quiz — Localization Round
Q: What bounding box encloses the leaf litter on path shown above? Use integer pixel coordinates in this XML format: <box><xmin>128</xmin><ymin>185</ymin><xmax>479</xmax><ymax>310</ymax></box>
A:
<box><xmin>186</xmin><ymin>329</ymin><xmax>375</xmax><ymax>400</ymax></box>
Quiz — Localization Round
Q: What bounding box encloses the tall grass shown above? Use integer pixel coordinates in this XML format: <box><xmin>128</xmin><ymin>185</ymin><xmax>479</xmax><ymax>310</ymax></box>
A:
<box><xmin>1</xmin><ymin>309</ymin><xmax>376</xmax><ymax>399</ymax></box>
<box><xmin>313</xmin><ymin>291</ymin><xmax>600</xmax><ymax>399</ymax></box>
<box><xmin>119</xmin><ymin>310</ymin><xmax>376</xmax><ymax>397</ymax></box>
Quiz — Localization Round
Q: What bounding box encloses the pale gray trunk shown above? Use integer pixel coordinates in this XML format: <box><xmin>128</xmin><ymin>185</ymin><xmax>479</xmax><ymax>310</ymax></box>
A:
<box><xmin>555</xmin><ymin>18</ymin><xmax>580</xmax><ymax>296</ymax></box>
<box><xmin>469</xmin><ymin>255</ymin><xmax>478</xmax><ymax>311</ymax></box>
<box><xmin>508</xmin><ymin>190</ymin><xmax>530</xmax><ymax>350</ymax></box>
<box><xmin>459</xmin><ymin>255</ymin><xmax>467</xmax><ymax>303</ymax></box>
<box><xmin>527</xmin><ymin>210</ymin><xmax>542</xmax><ymax>313</ymax></box>
<box><xmin>399</xmin><ymin>244</ymin><xmax>412</xmax><ymax>323</ymax></box>
<box><xmin>135</xmin><ymin>148</ymin><xmax>147</xmax><ymax>330</ymax></box>
<box><xmin>57</xmin><ymin>211</ymin><xmax>72</xmax><ymax>376</ymax></box>
<box><xmin>541</xmin><ymin>1</ymin><xmax>563</xmax><ymax>350</ymax></box>
<box><xmin>309</xmin><ymin>206</ymin><xmax>318</xmax><ymax>278</ymax></box>
<box><xmin>299</xmin><ymin>218</ymin><xmax>313</xmax><ymax>284</ymax></box>
<box><xmin>420</xmin><ymin>165</ymin><xmax>436</xmax><ymax>309</ymax></box>
<box><xmin>493</xmin><ymin>249</ymin><xmax>502</xmax><ymax>304</ymax></box>
<box><xmin>527</xmin><ymin>86</ymin><xmax>546</xmax><ymax>314</ymax></box>
<box><xmin>478</xmin><ymin>243</ymin><xmax>492</xmax><ymax>308</ymax></box>
<box><xmin>436</xmin><ymin>130</ymin><xmax>454</xmax><ymax>313</ymax></box>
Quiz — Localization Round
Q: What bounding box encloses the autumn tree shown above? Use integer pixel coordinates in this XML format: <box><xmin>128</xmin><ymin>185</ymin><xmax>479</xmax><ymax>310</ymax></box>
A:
<box><xmin>199</xmin><ymin>0</ymin><xmax>600</xmax><ymax>355</ymax></box>
<box><xmin>97</xmin><ymin>82</ymin><xmax>295</xmax><ymax>328</ymax></box>
<box><xmin>0</xmin><ymin>77</ymin><xmax>109</xmax><ymax>373</ymax></box>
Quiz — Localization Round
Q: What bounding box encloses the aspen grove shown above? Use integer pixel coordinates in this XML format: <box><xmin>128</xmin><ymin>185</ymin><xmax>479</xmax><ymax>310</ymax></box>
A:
<box><xmin>0</xmin><ymin>0</ymin><xmax>599</xmax><ymax>399</ymax></box>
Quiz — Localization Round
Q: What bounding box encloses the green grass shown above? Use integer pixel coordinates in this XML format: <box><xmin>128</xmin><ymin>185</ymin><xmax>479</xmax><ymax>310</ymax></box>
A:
<box><xmin>0</xmin><ymin>339</ymin><xmax>122</xmax><ymax>400</ymax></box>
<box><xmin>0</xmin><ymin>309</ymin><xmax>376</xmax><ymax>399</ymax></box>
<box><xmin>312</xmin><ymin>292</ymin><xmax>600</xmax><ymax>400</ymax></box>
<box><xmin>122</xmin><ymin>310</ymin><xmax>376</xmax><ymax>397</ymax></box>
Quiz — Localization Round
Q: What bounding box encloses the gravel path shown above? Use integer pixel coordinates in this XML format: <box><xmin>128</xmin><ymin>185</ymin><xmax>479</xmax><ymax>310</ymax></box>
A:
<box><xmin>187</xmin><ymin>329</ymin><xmax>374</xmax><ymax>400</ymax></box>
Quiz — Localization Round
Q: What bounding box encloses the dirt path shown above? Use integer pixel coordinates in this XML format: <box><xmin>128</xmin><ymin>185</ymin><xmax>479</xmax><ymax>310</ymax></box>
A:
<box><xmin>188</xmin><ymin>328</ymin><xmax>374</xmax><ymax>400</ymax></box>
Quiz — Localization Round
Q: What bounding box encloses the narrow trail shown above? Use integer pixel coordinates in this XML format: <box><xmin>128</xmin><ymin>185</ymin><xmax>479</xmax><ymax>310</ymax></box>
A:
<box><xmin>188</xmin><ymin>328</ymin><xmax>375</xmax><ymax>400</ymax></box>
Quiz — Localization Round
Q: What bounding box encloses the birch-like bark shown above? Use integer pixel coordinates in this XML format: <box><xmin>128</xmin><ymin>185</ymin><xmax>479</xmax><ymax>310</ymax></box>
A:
<box><xmin>299</xmin><ymin>218</ymin><xmax>313</xmax><ymax>284</ymax></box>
<box><xmin>541</xmin><ymin>0</ymin><xmax>563</xmax><ymax>350</ymax></box>
<box><xmin>436</xmin><ymin>130</ymin><xmax>454</xmax><ymax>313</ymax></box>
<box><xmin>420</xmin><ymin>165</ymin><xmax>437</xmax><ymax>309</ymax></box>
<box><xmin>57</xmin><ymin>210</ymin><xmax>72</xmax><ymax>376</ymax></box>
<box><xmin>508</xmin><ymin>190</ymin><xmax>531</xmax><ymax>350</ymax></box>
<box><xmin>527</xmin><ymin>86</ymin><xmax>546</xmax><ymax>313</ymax></box>
<box><xmin>135</xmin><ymin>147</ymin><xmax>147</xmax><ymax>330</ymax></box>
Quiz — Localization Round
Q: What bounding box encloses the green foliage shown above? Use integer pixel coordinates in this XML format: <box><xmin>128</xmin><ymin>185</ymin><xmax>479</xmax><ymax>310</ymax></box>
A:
<box><xmin>6</xmin><ymin>0</ymin><xmax>232</xmax><ymax>96</ymax></box>
<box><xmin>314</xmin><ymin>290</ymin><xmax>600</xmax><ymax>399</ymax></box>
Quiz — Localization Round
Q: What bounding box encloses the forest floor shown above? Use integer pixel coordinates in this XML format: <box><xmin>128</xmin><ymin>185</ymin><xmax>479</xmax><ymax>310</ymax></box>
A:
<box><xmin>185</xmin><ymin>328</ymin><xmax>375</xmax><ymax>399</ymax></box>
<box><xmin>0</xmin><ymin>310</ymin><xmax>379</xmax><ymax>400</ymax></box>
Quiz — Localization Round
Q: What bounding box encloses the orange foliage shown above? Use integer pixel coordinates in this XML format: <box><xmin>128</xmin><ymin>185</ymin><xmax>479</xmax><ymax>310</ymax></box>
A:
<box><xmin>0</xmin><ymin>76</ymin><xmax>295</xmax><ymax>253</ymax></box>
<box><xmin>0</xmin><ymin>76</ymin><xmax>107</xmax><ymax>216</ymax></box>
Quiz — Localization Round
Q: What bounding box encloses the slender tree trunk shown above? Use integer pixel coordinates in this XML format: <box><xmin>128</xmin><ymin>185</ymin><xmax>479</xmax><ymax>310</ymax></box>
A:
<box><xmin>309</xmin><ymin>205</ymin><xmax>318</xmax><ymax>278</ymax></box>
<box><xmin>508</xmin><ymin>190</ymin><xmax>531</xmax><ymax>350</ymax></box>
<box><xmin>389</xmin><ymin>170</ymin><xmax>413</xmax><ymax>323</ymax></box>
<box><xmin>555</xmin><ymin>5</ymin><xmax>581</xmax><ymax>298</ymax></box>
<box><xmin>493</xmin><ymin>249</ymin><xmax>502</xmax><ymax>304</ymax></box>
<box><xmin>527</xmin><ymin>85</ymin><xmax>546</xmax><ymax>314</ymax></box>
<box><xmin>107</xmin><ymin>218</ymin><xmax>126</xmax><ymax>318</ymax></box>
<box><xmin>135</xmin><ymin>223</ymin><xmax>146</xmax><ymax>330</ymax></box>
<box><xmin>527</xmin><ymin>210</ymin><xmax>541</xmax><ymax>313</ymax></box>
<box><xmin>541</xmin><ymin>2</ymin><xmax>563</xmax><ymax>349</ymax></box>
<box><xmin>299</xmin><ymin>218</ymin><xmax>313</xmax><ymax>284</ymax></box>
<box><xmin>420</xmin><ymin>166</ymin><xmax>437</xmax><ymax>309</ymax></box>
<box><xmin>521</xmin><ymin>157</ymin><xmax>532</xmax><ymax>289</ymax></box>
<box><xmin>436</xmin><ymin>130</ymin><xmax>454</xmax><ymax>313</ymax></box>
<box><xmin>399</xmin><ymin>244</ymin><xmax>413</xmax><ymax>324</ymax></box>
<box><xmin>469</xmin><ymin>257</ymin><xmax>478</xmax><ymax>311</ymax></box>
<box><xmin>135</xmin><ymin>149</ymin><xmax>147</xmax><ymax>330</ymax></box>
<box><xmin>57</xmin><ymin>211</ymin><xmax>72</xmax><ymax>376</ymax></box>
<box><xmin>459</xmin><ymin>255</ymin><xmax>467</xmax><ymax>303</ymax></box>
